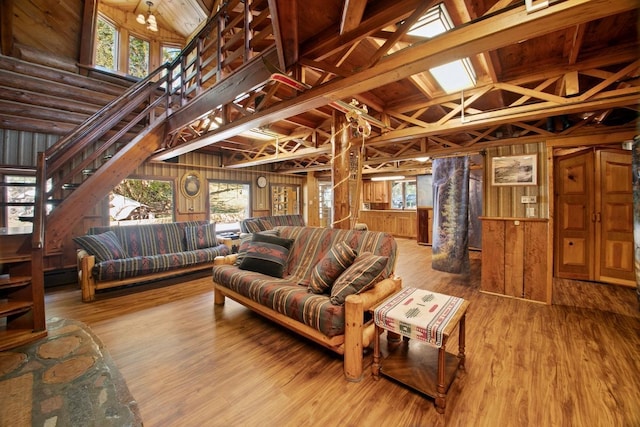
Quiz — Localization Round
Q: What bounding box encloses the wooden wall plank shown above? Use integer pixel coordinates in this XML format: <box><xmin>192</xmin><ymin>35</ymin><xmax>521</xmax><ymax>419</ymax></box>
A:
<box><xmin>504</xmin><ymin>220</ymin><xmax>525</xmax><ymax>298</ymax></box>
<box><xmin>524</xmin><ymin>220</ymin><xmax>549</xmax><ymax>302</ymax></box>
<box><xmin>480</xmin><ymin>218</ymin><xmax>505</xmax><ymax>294</ymax></box>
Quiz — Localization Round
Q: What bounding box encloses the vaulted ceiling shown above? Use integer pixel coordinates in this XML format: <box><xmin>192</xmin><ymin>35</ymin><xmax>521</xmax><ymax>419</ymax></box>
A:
<box><xmin>106</xmin><ymin>0</ymin><xmax>639</xmax><ymax>176</ymax></box>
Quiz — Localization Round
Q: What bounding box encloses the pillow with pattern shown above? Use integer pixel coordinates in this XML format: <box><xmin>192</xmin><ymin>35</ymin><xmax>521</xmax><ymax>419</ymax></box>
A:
<box><xmin>73</xmin><ymin>231</ymin><xmax>128</xmax><ymax>263</ymax></box>
<box><xmin>330</xmin><ymin>252</ymin><xmax>388</xmax><ymax>305</ymax></box>
<box><xmin>238</xmin><ymin>234</ymin><xmax>294</xmax><ymax>278</ymax></box>
<box><xmin>309</xmin><ymin>241</ymin><xmax>357</xmax><ymax>294</ymax></box>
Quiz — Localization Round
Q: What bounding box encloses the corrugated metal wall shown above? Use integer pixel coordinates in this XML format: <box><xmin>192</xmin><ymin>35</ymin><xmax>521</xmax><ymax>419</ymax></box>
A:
<box><xmin>483</xmin><ymin>142</ymin><xmax>548</xmax><ymax>218</ymax></box>
<box><xmin>0</xmin><ymin>129</ymin><xmax>59</xmax><ymax>167</ymax></box>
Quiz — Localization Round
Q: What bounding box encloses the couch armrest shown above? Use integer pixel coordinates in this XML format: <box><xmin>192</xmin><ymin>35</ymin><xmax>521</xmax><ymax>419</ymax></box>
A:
<box><xmin>342</xmin><ymin>275</ymin><xmax>402</xmax><ymax>381</ymax></box>
<box><xmin>214</xmin><ymin>254</ymin><xmax>238</xmax><ymax>265</ymax></box>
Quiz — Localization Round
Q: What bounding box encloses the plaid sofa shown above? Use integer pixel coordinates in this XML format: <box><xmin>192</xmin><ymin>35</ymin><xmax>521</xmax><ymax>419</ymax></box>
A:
<box><xmin>239</xmin><ymin>214</ymin><xmax>305</xmax><ymax>233</ymax></box>
<box><xmin>212</xmin><ymin>225</ymin><xmax>402</xmax><ymax>381</ymax></box>
<box><xmin>76</xmin><ymin>221</ymin><xmax>229</xmax><ymax>302</ymax></box>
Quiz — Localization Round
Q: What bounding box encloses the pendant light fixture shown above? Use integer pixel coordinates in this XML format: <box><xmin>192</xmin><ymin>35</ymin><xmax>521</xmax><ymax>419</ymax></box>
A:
<box><xmin>136</xmin><ymin>1</ymin><xmax>158</xmax><ymax>32</ymax></box>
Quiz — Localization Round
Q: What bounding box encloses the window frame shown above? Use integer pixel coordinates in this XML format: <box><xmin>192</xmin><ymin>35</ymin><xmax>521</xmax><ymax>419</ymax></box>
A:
<box><xmin>95</xmin><ymin>13</ymin><xmax>120</xmax><ymax>73</ymax></box>
<box><xmin>207</xmin><ymin>180</ymin><xmax>251</xmax><ymax>233</ymax></box>
<box><xmin>390</xmin><ymin>179</ymin><xmax>417</xmax><ymax>210</ymax></box>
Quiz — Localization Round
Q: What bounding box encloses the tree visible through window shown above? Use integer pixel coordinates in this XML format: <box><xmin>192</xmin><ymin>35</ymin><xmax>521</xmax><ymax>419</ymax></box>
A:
<box><xmin>128</xmin><ymin>35</ymin><xmax>150</xmax><ymax>78</ymax></box>
<box><xmin>110</xmin><ymin>179</ymin><xmax>173</xmax><ymax>224</ymax></box>
<box><xmin>95</xmin><ymin>16</ymin><xmax>117</xmax><ymax>71</ymax></box>
<box><xmin>162</xmin><ymin>46</ymin><xmax>181</xmax><ymax>64</ymax></box>
<box><xmin>209</xmin><ymin>181</ymin><xmax>250</xmax><ymax>232</ymax></box>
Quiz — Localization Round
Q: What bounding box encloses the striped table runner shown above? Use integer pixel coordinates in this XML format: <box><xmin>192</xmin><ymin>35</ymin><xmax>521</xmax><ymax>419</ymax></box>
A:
<box><xmin>374</xmin><ymin>287</ymin><xmax>465</xmax><ymax>347</ymax></box>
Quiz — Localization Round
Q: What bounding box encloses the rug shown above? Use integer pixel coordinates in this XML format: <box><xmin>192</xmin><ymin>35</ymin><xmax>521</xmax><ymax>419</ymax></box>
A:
<box><xmin>0</xmin><ymin>318</ymin><xmax>142</xmax><ymax>427</ymax></box>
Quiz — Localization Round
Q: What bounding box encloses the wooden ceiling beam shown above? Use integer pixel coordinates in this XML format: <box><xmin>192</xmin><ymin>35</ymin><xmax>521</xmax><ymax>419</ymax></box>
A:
<box><xmin>156</xmin><ymin>0</ymin><xmax>637</xmax><ymax>160</ymax></box>
<box><xmin>340</xmin><ymin>0</ymin><xmax>367</xmax><ymax>35</ymax></box>
<box><xmin>267</xmin><ymin>0</ymin><xmax>298</xmax><ymax>69</ymax></box>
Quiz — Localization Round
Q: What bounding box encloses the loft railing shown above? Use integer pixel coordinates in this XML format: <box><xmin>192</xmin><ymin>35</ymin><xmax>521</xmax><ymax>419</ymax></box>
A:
<box><xmin>32</xmin><ymin>0</ymin><xmax>274</xmax><ymax>250</ymax></box>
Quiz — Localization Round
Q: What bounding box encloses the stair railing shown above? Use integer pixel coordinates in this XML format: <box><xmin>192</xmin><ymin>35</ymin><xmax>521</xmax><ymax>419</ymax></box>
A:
<box><xmin>31</xmin><ymin>0</ymin><xmax>275</xmax><ymax>250</ymax></box>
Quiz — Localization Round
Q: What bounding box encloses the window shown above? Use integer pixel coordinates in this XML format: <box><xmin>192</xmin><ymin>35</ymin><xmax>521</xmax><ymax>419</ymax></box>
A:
<box><xmin>208</xmin><ymin>181</ymin><xmax>250</xmax><ymax>232</ymax></box>
<box><xmin>271</xmin><ymin>185</ymin><xmax>300</xmax><ymax>216</ymax></box>
<box><xmin>110</xmin><ymin>179</ymin><xmax>174</xmax><ymax>225</ymax></box>
<box><xmin>95</xmin><ymin>15</ymin><xmax>118</xmax><ymax>71</ymax></box>
<box><xmin>128</xmin><ymin>35</ymin><xmax>150</xmax><ymax>78</ymax></box>
<box><xmin>162</xmin><ymin>45</ymin><xmax>181</xmax><ymax>64</ymax></box>
<box><xmin>3</xmin><ymin>175</ymin><xmax>52</xmax><ymax>229</ymax></box>
<box><xmin>391</xmin><ymin>179</ymin><xmax>417</xmax><ymax>209</ymax></box>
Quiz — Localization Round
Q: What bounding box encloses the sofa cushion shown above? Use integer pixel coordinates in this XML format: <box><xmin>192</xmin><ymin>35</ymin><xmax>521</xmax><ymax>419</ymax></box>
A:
<box><xmin>184</xmin><ymin>223</ymin><xmax>217</xmax><ymax>250</ymax></box>
<box><xmin>94</xmin><ymin>244</ymin><xmax>229</xmax><ymax>281</ymax></box>
<box><xmin>90</xmin><ymin>222</ymin><xmax>203</xmax><ymax>256</ymax></box>
<box><xmin>309</xmin><ymin>241</ymin><xmax>357</xmax><ymax>294</ymax></box>
<box><xmin>330</xmin><ymin>252</ymin><xmax>388</xmax><ymax>305</ymax></box>
<box><xmin>212</xmin><ymin>266</ymin><xmax>347</xmax><ymax>337</ymax></box>
<box><xmin>243</xmin><ymin>218</ymin><xmax>274</xmax><ymax>233</ymax></box>
<box><xmin>277</xmin><ymin>226</ymin><xmax>397</xmax><ymax>284</ymax></box>
<box><xmin>74</xmin><ymin>231</ymin><xmax>128</xmax><ymax>262</ymax></box>
<box><xmin>238</xmin><ymin>233</ymin><xmax>294</xmax><ymax>278</ymax></box>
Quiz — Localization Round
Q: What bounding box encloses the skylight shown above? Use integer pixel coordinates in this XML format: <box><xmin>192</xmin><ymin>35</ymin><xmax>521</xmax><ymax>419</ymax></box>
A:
<box><xmin>407</xmin><ymin>4</ymin><xmax>477</xmax><ymax>94</ymax></box>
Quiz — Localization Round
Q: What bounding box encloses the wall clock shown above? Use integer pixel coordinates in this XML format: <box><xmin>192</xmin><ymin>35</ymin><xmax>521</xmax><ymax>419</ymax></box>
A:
<box><xmin>257</xmin><ymin>176</ymin><xmax>267</xmax><ymax>188</ymax></box>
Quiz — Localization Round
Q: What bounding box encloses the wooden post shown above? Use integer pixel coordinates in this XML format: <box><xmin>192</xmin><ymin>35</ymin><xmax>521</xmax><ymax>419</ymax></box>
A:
<box><xmin>1</xmin><ymin>0</ymin><xmax>14</xmax><ymax>56</ymax></box>
<box><xmin>306</xmin><ymin>171</ymin><xmax>320</xmax><ymax>227</ymax></box>
<box><xmin>332</xmin><ymin>113</ymin><xmax>350</xmax><ymax>229</ymax></box>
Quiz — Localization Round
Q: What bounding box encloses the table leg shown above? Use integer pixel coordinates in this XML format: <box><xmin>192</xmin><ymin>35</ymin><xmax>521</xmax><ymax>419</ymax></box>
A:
<box><xmin>435</xmin><ymin>342</ymin><xmax>447</xmax><ymax>414</ymax></box>
<box><xmin>458</xmin><ymin>313</ymin><xmax>466</xmax><ymax>372</ymax></box>
<box><xmin>372</xmin><ymin>324</ymin><xmax>381</xmax><ymax>379</ymax></box>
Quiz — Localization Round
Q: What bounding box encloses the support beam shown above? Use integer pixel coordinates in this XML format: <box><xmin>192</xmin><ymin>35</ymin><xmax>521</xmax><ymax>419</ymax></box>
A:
<box><xmin>153</xmin><ymin>0</ymin><xmax>637</xmax><ymax>160</ymax></box>
<box><xmin>332</xmin><ymin>114</ymin><xmax>351</xmax><ymax>229</ymax></box>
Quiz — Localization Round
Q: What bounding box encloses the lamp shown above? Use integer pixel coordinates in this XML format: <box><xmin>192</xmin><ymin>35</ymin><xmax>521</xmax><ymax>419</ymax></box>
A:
<box><xmin>137</xmin><ymin>1</ymin><xmax>158</xmax><ymax>32</ymax></box>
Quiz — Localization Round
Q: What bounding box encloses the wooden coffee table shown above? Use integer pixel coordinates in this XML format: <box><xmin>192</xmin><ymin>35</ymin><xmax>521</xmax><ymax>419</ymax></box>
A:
<box><xmin>372</xmin><ymin>287</ymin><xmax>469</xmax><ymax>414</ymax></box>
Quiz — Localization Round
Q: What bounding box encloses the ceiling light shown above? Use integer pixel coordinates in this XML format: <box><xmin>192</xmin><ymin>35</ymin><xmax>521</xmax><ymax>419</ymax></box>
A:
<box><xmin>137</xmin><ymin>1</ymin><xmax>158</xmax><ymax>32</ymax></box>
<box><xmin>415</xmin><ymin>156</ymin><xmax>430</xmax><ymax>162</ymax></box>
<box><xmin>371</xmin><ymin>175</ymin><xmax>405</xmax><ymax>181</ymax></box>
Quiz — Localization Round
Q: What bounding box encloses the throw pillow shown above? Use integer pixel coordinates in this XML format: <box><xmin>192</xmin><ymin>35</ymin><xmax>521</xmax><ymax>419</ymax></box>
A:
<box><xmin>238</xmin><ymin>241</ymin><xmax>292</xmax><ymax>278</ymax></box>
<box><xmin>73</xmin><ymin>231</ymin><xmax>128</xmax><ymax>263</ymax></box>
<box><xmin>309</xmin><ymin>241</ymin><xmax>357</xmax><ymax>294</ymax></box>
<box><xmin>330</xmin><ymin>252</ymin><xmax>388</xmax><ymax>305</ymax></box>
<box><xmin>234</xmin><ymin>229</ymin><xmax>280</xmax><ymax>266</ymax></box>
<box><xmin>244</xmin><ymin>218</ymin><xmax>274</xmax><ymax>233</ymax></box>
<box><xmin>184</xmin><ymin>223</ymin><xmax>217</xmax><ymax>251</ymax></box>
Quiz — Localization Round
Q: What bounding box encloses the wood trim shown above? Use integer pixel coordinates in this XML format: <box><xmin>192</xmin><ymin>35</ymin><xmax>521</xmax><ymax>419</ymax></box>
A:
<box><xmin>0</xmin><ymin>0</ymin><xmax>13</xmax><ymax>56</ymax></box>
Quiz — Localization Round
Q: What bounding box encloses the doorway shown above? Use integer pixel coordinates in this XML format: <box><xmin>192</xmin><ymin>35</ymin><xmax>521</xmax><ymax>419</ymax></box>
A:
<box><xmin>554</xmin><ymin>148</ymin><xmax>634</xmax><ymax>287</ymax></box>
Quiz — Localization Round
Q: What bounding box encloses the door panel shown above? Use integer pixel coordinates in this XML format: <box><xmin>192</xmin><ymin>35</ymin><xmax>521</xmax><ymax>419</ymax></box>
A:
<box><xmin>596</xmin><ymin>151</ymin><xmax>635</xmax><ymax>285</ymax></box>
<box><xmin>555</xmin><ymin>152</ymin><xmax>594</xmax><ymax>280</ymax></box>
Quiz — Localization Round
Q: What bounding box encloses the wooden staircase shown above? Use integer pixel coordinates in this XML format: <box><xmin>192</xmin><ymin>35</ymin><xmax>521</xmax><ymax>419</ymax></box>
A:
<box><xmin>1</xmin><ymin>0</ymin><xmax>278</xmax><ymax>349</ymax></box>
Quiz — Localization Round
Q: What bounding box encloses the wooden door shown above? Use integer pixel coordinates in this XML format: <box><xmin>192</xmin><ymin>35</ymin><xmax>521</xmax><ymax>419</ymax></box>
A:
<box><xmin>596</xmin><ymin>150</ymin><xmax>634</xmax><ymax>285</ymax></box>
<box><xmin>555</xmin><ymin>149</ymin><xmax>634</xmax><ymax>286</ymax></box>
<box><xmin>555</xmin><ymin>151</ymin><xmax>594</xmax><ymax>280</ymax></box>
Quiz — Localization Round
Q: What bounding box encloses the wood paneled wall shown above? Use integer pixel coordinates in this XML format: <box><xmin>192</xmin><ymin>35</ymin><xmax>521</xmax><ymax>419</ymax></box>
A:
<box><xmin>483</xmin><ymin>142</ymin><xmax>548</xmax><ymax>219</ymax></box>
<box><xmin>130</xmin><ymin>151</ymin><xmax>305</xmax><ymax>223</ymax></box>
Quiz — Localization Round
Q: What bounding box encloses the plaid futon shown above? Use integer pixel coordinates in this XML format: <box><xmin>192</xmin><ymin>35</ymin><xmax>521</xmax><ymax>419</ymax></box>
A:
<box><xmin>212</xmin><ymin>226</ymin><xmax>397</xmax><ymax>337</ymax></box>
<box><xmin>88</xmin><ymin>221</ymin><xmax>229</xmax><ymax>281</ymax></box>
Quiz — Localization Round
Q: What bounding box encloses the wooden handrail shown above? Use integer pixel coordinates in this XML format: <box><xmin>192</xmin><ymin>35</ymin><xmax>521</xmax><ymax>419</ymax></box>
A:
<box><xmin>35</xmin><ymin>0</ymin><xmax>275</xmax><ymax>253</ymax></box>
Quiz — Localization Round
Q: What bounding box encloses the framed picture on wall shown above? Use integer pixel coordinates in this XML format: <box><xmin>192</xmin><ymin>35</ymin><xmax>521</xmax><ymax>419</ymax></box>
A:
<box><xmin>491</xmin><ymin>154</ymin><xmax>537</xmax><ymax>186</ymax></box>
<box><xmin>181</xmin><ymin>171</ymin><xmax>202</xmax><ymax>198</ymax></box>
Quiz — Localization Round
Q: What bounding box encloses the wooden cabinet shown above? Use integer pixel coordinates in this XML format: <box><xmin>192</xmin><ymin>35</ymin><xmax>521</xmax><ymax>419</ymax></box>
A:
<box><xmin>359</xmin><ymin>210</ymin><xmax>417</xmax><ymax>238</ymax></box>
<box><xmin>0</xmin><ymin>233</ymin><xmax>47</xmax><ymax>350</ymax></box>
<box><xmin>480</xmin><ymin>217</ymin><xmax>549</xmax><ymax>303</ymax></box>
<box><xmin>417</xmin><ymin>207</ymin><xmax>433</xmax><ymax>245</ymax></box>
<box><xmin>362</xmin><ymin>181</ymin><xmax>389</xmax><ymax>203</ymax></box>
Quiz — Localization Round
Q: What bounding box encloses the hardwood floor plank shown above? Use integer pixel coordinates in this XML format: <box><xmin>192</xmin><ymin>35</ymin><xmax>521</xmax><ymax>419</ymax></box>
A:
<box><xmin>42</xmin><ymin>238</ymin><xmax>640</xmax><ymax>427</ymax></box>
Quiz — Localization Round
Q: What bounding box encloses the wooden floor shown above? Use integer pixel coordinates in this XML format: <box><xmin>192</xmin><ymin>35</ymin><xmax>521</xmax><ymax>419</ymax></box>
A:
<box><xmin>43</xmin><ymin>238</ymin><xmax>640</xmax><ymax>427</ymax></box>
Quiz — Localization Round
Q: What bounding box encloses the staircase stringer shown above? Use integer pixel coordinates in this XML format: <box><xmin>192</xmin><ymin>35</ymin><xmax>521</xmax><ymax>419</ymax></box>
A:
<box><xmin>44</xmin><ymin>122</ymin><xmax>166</xmax><ymax>251</ymax></box>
